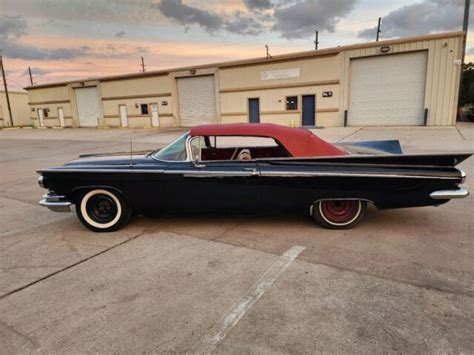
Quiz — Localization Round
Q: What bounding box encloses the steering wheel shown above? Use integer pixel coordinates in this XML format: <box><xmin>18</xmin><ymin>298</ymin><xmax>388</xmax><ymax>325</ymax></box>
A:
<box><xmin>230</xmin><ymin>148</ymin><xmax>240</xmax><ymax>160</ymax></box>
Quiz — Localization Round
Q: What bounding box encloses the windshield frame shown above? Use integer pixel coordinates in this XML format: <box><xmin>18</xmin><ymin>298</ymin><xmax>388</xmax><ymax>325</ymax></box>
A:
<box><xmin>151</xmin><ymin>133</ymin><xmax>191</xmax><ymax>162</ymax></box>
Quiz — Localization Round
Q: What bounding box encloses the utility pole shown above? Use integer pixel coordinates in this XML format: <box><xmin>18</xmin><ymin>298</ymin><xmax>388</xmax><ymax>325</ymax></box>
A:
<box><xmin>461</xmin><ymin>0</ymin><xmax>470</xmax><ymax>67</ymax></box>
<box><xmin>458</xmin><ymin>0</ymin><xmax>471</xmax><ymax>111</ymax></box>
<box><xmin>265</xmin><ymin>44</ymin><xmax>272</xmax><ymax>59</ymax></box>
<box><xmin>140</xmin><ymin>56</ymin><xmax>146</xmax><ymax>72</ymax></box>
<box><xmin>0</xmin><ymin>55</ymin><xmax>13</xmax><ymax>127</ymax></box>
<box><xmin>376</xmin><ymin>17</ymin><xmax>382</xmax><ymax>41</ymax></box>
<box><xmin>28</xmin><ymin>66</ymin><xmax>33</xmax><ymax>86</ymax></box>
<box><xmin>314</xmin><ymin>30</ymin><xmax>319</xmax><ymax>50</ymax></box>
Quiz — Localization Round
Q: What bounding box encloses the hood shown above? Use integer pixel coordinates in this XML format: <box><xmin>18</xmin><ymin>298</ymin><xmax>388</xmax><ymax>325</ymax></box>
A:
<box><xmin>64</xmin><ymin>151</ymin><xmax>152</xmax><ymax>167</ymax></box>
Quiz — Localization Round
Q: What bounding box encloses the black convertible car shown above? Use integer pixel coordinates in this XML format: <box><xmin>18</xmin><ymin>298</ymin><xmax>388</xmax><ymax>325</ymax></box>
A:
<box><xmin>38</xmin><ymin>123</ymin><xmax>470</xmax><ymax>232</ymax></box>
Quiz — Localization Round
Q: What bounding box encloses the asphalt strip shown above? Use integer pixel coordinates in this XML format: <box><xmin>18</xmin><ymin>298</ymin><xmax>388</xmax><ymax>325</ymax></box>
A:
<box><xmin>188</xmin><ymin>245</ymin><xmax>305</xmax><ymax>355</ymax></box>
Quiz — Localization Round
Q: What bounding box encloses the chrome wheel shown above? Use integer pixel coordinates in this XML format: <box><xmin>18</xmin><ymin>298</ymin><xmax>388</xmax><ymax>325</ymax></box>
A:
<box><xmin>312</xmin><ymin>199</ymin><xmax>367</xmax><ymax>229</ymax></box>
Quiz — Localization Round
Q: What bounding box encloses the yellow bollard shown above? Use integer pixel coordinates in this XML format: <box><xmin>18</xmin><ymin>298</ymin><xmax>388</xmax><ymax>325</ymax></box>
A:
<box><xmin>290</xmin><ymin>119</ymin><xmax>296</xmax><ymax>128</ymax></box>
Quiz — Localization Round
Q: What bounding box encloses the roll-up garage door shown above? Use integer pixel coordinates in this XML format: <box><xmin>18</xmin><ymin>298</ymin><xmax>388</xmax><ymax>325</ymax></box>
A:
<box><xmin>349</xmin><ymin>51</ymin><xmax>428</xmax><ymax>126</ymax></box>
<box><xmin>177</xmin><ymin>75</ymin><xmax>216</xmax><ymax>127</ymax></box>
<box><xmin>74</xmin><ymin>86</ymin><xmax>101</xmax><ymax>127</ymax></box>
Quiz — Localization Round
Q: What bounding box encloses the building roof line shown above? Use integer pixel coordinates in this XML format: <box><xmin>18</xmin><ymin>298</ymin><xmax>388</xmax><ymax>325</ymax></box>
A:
<box><xmin>25</xmin><ymin>31</ymin><xmax>464</xmax><ymax>91</ymax></box>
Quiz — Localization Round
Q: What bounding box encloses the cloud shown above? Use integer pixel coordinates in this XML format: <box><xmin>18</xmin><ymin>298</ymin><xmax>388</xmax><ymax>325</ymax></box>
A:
<box><xmin>272</xmin><ymin>0</ymin><xmax>357</xmax><ymax>39</ymax></box>
<box><xmin>467</xmin><ymin>47</ymin><xmax>474</xmax><ymax>55</ymax></box>
<box><xmin>1</xmin><ymin>0</ymin><xmax>165</xmax><ymax>25</ymax></box>
<box><xmin>0</xmin><ymin>15</ymin><xmax>91</xmax><ymax>60</ymax></box>
<box><xmin>156</xmin><ymin>0</ymin><xmax>270</xmax><ymax>36</ymax></box>
<box><xmin>223</xmin><ymin>11</ymin><xmax>266</xmax><ymax>35</ymax></box>
<box><xmin>243</xmin><ymin>0</ymin><xmax>274</xmax><ymax>10</ymax></box>
<box><xmin>156</xmin><ymin>0</ymin><xmax>223</xmax><ymax>32</ymax></box>
<box><xmin>115</xmin><ymin>31</ymin><xmax>126</xmax><ymax>38</ymax></box>
<box><xmin>358</xmin><ymin>0</ymin><xmax>469</xmax><ymax>39</ymax></box>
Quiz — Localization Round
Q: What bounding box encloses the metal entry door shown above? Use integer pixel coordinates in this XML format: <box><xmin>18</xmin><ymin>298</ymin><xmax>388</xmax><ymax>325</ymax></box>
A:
<box><xmin>38</xmin><ymin>108</ymin><xmax>45</xmax><ymax>127</ymax></box>
<box><xmin>119</xmin><ymin>105</ymin><xmax>128</xmax><ymax>127</ymax></box>
<box><xmin>248</xmin><ymin>98</ymin><xmax>260</xmax><ymax>123</ymax></box>
<box><xmin>302</xmin><ymin>95</ymin><xmax>315</xmax><ymax>126</ymax></box>
<box><xmin>151</xmin><ymin>103</ymin><xmax>159</xmax><ymax>127</ymax></box>
<box><xmin>58</xmin><ymin>107</ymin><xmax>65</xmax><ymax>127</ymax></box>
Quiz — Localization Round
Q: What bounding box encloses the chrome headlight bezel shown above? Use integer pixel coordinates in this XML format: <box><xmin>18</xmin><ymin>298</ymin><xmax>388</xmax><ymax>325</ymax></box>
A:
<box><xmin>459</xmin><ymin>169</ymin><xmax>466</xmax><ymax>184</ymax></box>
<box><xmin>38</xmin><ymin>175</ymin><xmax>46</xmax><ymax>188</ymax></box>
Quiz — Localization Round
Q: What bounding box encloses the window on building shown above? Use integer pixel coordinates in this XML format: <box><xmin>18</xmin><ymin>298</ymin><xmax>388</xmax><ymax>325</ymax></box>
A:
<box><xmin>140</xmin><ymin>104</ymin><xmax>149</xmax><ymax>115</ymax></box>
<box><xmin>286</xmin><ymin>96</ymin><xmax>298</xmax><ymax>110</ymax></box>
<box><xmin>42</xmin><ymin>108</ymin><xmax>49</xmax><ymax>117</ymax></box>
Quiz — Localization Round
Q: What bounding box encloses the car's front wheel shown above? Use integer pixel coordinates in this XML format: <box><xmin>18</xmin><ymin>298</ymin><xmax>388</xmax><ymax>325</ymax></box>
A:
<box><xmin>312</xmin><ymin>199</ymin><xmax>366</xmax><ymax>229</ymax></box>
<box><xmin>76</xmin><ymin>189</ymin><xmax>132</xmax><ymax>232</ymax></box>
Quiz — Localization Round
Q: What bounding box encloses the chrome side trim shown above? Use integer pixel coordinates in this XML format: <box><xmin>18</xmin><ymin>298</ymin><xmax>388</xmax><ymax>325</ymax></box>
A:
<box><xmin>430</xmin><ymin>187</ymin><xmax>469</xmax><ymax>200</ymax></box>
<box><xmin>259</xmin><ymin>171</ymin><xmax>459</xmax><ymax>180</ymax></box>
<box><xmin>36</xmin><ymin>168</ymin><xmax>460</xmax><ymax>180</ymax></box>
<box><xmin>39</xmin><ymin>193</ymin><xmax>72</xmax><ymax>212</ymax></box>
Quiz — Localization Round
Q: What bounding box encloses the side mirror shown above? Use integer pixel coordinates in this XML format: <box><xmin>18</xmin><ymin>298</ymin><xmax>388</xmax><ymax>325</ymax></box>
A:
<box><xmin>191</xmin><ymin>147</ymin><xmax>205</xmax><ymax>168</ymax></box>
<box><xmin>192</xmin><ymin>157</ymin><xmax>206</xmax><ymax>168</ymax></box>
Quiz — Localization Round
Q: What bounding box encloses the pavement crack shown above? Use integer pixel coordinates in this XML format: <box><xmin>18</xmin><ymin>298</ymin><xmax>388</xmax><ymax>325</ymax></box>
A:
<box><xmin>455</xmin><ymin>125</ymin><xmax>467</xmax><ymax>140</ymax></box>
<box><xmin>0</xmin><ymin>232</ymin><xmax>145</xmax><ymax>300</ymax></box>
<box><xmin>295</xmin><ymin>257</ymin><xmax>474</xmax><ymax>299</ymax></box>
<box><xmin>0</xmin><ymin>319</ymin><xmax>40</xmax><ymax>350</ymax></box>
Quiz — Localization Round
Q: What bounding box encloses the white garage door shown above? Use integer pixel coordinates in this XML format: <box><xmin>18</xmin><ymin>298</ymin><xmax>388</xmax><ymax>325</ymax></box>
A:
<box><xmin>349</xmin><ymin>51</ymin><xmax>428</xmax><ymax>126</ymax></box>
<box><xmin>75</xmin><ymin>87</ymin><xmax>101</xmax><ymax>127</ymax></box>
<box><xmin>177</xmin><ymin>75</ymin><xmax>216</xmax><ymax>127</ymax></box>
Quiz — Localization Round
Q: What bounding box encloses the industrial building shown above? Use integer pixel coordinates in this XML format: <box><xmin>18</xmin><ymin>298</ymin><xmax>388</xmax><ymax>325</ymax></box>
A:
<box><xmin>25</xmin><ymin>31</ymin><xmax>463</xmax><ymax>129</ymax></box>
<box><xmin>0</xmin><ymin>90</ymin><xmax>30</xmax><ymax>128</ymax></box>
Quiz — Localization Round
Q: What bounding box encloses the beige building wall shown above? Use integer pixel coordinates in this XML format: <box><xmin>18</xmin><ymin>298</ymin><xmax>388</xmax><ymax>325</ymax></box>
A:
<box><xmin>24</xmin><ymin>31</ymin><xmax>463</xmax><ymax>129</ymax></box>
<box><xmin>0</xmin><ymin>91</ymin><xmax>30</xmax><ymax>127</ymax></box>
<box><xmin>101</xmin><ymin>75</ymin><xmax>175</xmax><ymax>128</ymax></box>
<box><xmin>27</xmin><ymin>85</ymin><xmax>73</xmax><ymax>128</ymax></box>
<box><xmin>219</xmin><ymin>54</ymin><xmax>341</xmax><ymax>126</ymax></box>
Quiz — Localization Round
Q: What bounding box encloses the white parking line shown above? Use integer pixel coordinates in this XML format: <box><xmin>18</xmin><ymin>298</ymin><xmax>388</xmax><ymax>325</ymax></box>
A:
<box><xmin>188</xmin><ymin>245</ymin><xmax>305</xmax><ymax>355</ymax></box>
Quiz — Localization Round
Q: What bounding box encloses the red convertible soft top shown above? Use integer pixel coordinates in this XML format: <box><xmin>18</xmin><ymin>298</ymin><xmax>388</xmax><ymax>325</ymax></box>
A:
<box><xmin>190</xmin><ymin>123</ymin><xmax>348</xmax><ymax>157</ymax></box>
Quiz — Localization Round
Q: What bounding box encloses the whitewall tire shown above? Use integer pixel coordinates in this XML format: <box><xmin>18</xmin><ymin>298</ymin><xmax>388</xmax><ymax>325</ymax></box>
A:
<box><xmin>76</xmin><ymin>189</ymin><xmax>132</xmax><ymax>232</ymax></box>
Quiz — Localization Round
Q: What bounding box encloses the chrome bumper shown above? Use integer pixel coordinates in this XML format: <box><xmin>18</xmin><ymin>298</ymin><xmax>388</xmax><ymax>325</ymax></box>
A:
<box><xmin>39</xmin><ymin>193</ymin><xmax>73</xmax><ymax>212</ymax></box>
<box><xmin>430</xmin><ymin>187</ymin><xmax>469</xmax><ymax>200</ymax></box>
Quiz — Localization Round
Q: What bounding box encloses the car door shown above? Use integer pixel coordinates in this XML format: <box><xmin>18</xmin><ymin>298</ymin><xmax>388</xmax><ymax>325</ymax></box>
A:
<box><xmin>163</xmin><ymin>159</ymin><xmax>260</xmax><ymax>213</ymax></box>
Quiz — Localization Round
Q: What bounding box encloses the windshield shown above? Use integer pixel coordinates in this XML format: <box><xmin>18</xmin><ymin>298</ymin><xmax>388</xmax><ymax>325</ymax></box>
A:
<box><xmin>153</xmin><ymin>133</ymin><xmax>189</xmax><ymax>161</ymax></box>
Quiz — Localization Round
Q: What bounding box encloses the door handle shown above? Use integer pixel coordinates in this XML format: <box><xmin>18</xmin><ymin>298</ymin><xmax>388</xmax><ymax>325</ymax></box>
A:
<box><xmin>242</xmin><ymin>167</ymin><xmax>259</xmax><ymax>176</ymax></box>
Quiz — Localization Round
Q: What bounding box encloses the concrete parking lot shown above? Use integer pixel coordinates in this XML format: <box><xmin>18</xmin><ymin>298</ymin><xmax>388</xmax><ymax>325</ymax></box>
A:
<box><xmin>0</xmin><ymin>124</ymin><xmax>473</xmax><ymax>353</ymax></box>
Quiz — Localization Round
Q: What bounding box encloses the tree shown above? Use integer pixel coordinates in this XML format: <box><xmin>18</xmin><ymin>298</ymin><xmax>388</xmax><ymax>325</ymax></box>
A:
<box><xmin>459</xmin><ymin>62</ymin><xmax>474</xmax><ymax>107</ymax></box>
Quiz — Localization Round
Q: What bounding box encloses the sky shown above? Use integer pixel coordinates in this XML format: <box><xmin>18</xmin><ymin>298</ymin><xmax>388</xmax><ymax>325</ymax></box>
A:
<box><xmin>0</xmin><ymin>0</ymin><xmax>473</xmax><ymax>91</ymax></box>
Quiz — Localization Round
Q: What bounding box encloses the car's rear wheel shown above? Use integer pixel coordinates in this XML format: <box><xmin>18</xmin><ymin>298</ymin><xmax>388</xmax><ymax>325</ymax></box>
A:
<box><xmin>312</xmin><ymin>199</ymin><xmax>366</xmax><ymax>229</ymax></box>
<box><xmin>76</xmin><ymin>189</ymin><xmax>132</xmax><ymax>232</ymax></box>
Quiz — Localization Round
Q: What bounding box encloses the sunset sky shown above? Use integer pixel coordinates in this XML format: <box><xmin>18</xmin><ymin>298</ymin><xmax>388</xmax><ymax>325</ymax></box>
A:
<box><xmin>1</xmin><ymin>0</ymin><xmax>473</xmax><ymax>91</ymax></box>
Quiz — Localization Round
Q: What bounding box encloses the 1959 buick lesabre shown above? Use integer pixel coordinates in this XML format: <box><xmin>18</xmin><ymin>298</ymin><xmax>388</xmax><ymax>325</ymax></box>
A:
<box><xmin>37</xmin><ymin>123</ymin><xmax>470</xmax><ymax>232</ymax></box>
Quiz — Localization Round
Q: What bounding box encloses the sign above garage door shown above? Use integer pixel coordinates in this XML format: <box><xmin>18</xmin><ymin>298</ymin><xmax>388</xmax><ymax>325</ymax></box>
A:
<box><xmin>177</xmin><ymin>75</ymin><xmax>216</xmax><ymax>127</ymax></box>
<box><xmin>349</xmin><ymin>51</ymin><xmax>428</xmax><ymax>126</ymax></box>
